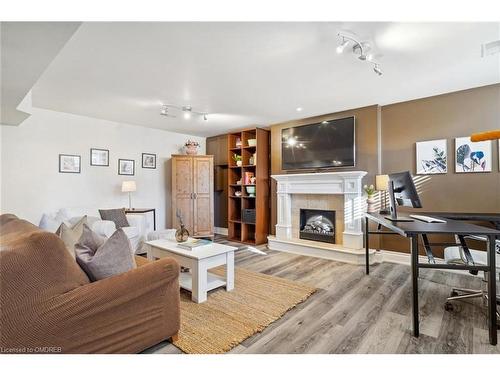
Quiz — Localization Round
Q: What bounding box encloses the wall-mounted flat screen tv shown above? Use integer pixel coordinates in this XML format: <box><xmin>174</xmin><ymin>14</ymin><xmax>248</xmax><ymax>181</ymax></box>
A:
<box><xmin>281</xmin><ymin>116</ymin><xmax>355</xmax><ymax>170</ymax></box>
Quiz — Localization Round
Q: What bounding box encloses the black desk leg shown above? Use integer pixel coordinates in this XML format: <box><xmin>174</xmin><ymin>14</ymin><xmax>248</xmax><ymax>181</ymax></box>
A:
<box><xmin>153</xmin><ymin>209</ymin><xmax>156</xmax><ymax>231</ymax></box>
<box><xmin>487</xmin><ymin>235</ymin><xmax>497</xmax><ymax>345</ymax></box>
<box><xmin>365</xmin><ymin>216</ymin><xmax>369</xmax><ymax>275</ymax></box>
<box><xmin>410</xmin><ymin>235</ymin><xmax>419</xmax><ymax>337</ymax></box>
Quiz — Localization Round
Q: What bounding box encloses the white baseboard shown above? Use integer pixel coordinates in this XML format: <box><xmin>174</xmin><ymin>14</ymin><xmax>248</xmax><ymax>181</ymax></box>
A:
<box><xmin>214</xmin><ymin>227</ymin><xmax>228</xmax><ymax>236</ymax></box>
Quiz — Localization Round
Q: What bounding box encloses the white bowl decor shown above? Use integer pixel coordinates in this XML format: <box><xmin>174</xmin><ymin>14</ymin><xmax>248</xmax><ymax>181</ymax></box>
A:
<box><xmin>245</xmin><ymin>185</ymin><xmax>256</xmax><ymax>197</ymax></box>
<box><xmin>247</xmin><ymin>139</ymin><xmax>257</xmax><ymax>147</ymax></box>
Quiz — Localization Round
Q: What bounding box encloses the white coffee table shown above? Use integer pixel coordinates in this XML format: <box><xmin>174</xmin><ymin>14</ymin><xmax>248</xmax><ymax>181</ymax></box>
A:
<box><xmin>146</xmin><ymin>239</ymin><xmax>237</xmax><ymax>303</ymax></box>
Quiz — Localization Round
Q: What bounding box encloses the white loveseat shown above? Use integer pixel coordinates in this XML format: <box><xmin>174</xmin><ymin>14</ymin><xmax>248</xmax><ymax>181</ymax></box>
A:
<box><xmin>38</xmin><ymin>207</ymin><xmax>148</xmax><ymax>254</ymax></box>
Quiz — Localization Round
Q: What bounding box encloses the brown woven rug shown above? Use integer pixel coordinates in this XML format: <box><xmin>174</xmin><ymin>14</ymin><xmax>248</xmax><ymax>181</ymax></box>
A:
<box><xmin>173</xmin><ymin>267</ymin><xmax>316</xmax><ymax>354</ymax></box>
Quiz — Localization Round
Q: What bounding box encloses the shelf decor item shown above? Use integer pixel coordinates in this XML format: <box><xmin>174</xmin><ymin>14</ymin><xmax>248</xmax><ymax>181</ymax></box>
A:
<box><xmin>244</xmin><ymin>171</ymin><xmax>254</xmax><ymax>185</ymax></box>
<box><xmin>185</xmin><ymin>140</ymin><xmax>200</xmax><ymax>155</ymax></box>
<box><xmin>233</xmin><ymin>154</ymin><xmax>242</xmax><ymax>166</ymax></box>
<box><xmin>245</xmin><ymin>185</ymin><xmax>256</xmax><ymax>197</ymax></box>
<box><xmin>175</xmin><ymin>209</ymin><xmax>190</xmax><ymax>243</ymax></box>
<box><xmin>235</xmin><ymin>137</ymin><xmax>242</xmax><ymax>147</ymax></box>
<box><xmin>363</xmin><ymin>184</ymin><xmax>377</xmax><ymax>213</ymax></box>
<box><xmin>247</xmin><ymin>138</ymin><xmax>257</xmax><ymax>147</ymax></box>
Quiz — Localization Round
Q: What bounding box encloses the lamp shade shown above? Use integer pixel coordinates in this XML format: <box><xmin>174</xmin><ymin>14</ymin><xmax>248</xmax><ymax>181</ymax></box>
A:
<box><xmin>121</xmin><ymin>180</ymin><xmax>137</xmax><ymax>193</ymax></box>
<box><xmin>375</xmin><ymin>174</ymin><xmax>389</xmax><ymax>191</ymax></box>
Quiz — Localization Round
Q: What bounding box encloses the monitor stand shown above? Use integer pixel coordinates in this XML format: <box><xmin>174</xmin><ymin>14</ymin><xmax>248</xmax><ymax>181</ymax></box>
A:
<box><xmin>385</xmin><ymin>181</ymin><xmax>414</xmax><ymax>222</ymax></box>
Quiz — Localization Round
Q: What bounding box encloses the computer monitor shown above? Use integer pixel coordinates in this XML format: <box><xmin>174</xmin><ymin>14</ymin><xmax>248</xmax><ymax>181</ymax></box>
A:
<box><xmin>385</xmin><ymin>171</ymin><xmax>422</xmax><ymax>222</ymax></box>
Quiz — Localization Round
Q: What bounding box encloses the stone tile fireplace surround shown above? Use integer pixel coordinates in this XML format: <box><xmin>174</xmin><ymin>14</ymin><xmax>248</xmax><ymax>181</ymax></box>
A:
<box><xmin>268</xmin><ymin>171</ymin><xmax>377</xmax><ymax>265</ymax></box>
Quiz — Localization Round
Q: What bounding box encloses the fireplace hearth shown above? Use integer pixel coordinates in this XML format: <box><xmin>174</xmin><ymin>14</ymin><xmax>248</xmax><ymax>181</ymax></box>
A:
<box><xmin>299</xmin><ymin>209</ymin><xmax>335</xmax><ymax>244</ymax></box>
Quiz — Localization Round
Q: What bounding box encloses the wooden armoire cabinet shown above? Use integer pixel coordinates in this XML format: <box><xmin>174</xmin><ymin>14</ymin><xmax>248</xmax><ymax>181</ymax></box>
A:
<box><xmin>171</xmin><ymin>155</ymin><xmax>214</xmax><ymax>238</ymax></box>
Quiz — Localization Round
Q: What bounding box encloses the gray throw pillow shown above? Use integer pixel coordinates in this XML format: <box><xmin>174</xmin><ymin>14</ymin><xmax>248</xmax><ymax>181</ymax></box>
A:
<box><xmin>75</xmin><ymin>224</ymin><xmax>136</xmax><ymax>281</ymax></box>
<box><xmin>99</xmin><ymin>208</ymin><xmax>129</xmax><ymax>228</ymax></box>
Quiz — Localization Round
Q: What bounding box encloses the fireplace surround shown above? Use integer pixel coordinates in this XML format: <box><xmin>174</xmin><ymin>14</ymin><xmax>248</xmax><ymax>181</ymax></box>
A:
<box><xmin>268</xmin><ymin>171</ymin><xmax>374</xmax><ymax>265</ymax></box>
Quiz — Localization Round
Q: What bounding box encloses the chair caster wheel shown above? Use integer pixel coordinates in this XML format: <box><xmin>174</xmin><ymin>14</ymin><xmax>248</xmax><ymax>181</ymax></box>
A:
<box><xmin>444</xmin><ymin>302</ymin><xmax>454</xmax><ymax>311</ymax></box>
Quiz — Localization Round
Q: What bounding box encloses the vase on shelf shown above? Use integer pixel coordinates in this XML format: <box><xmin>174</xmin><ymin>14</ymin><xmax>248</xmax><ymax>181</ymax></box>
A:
<box><xmin>236</xmin><ymin>160</ymin><xmax>242</xmax><ymax>167</ymax></box>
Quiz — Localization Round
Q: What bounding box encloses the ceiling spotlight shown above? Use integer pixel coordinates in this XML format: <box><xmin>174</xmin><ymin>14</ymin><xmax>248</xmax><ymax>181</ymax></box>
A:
<box><xmin>296</xmin><ymin>107</ymin><xmax>303</xmax><ymax>112</ymax></box>
<box><xmin>373</xmin><ymin>64</ymin><xmax>383</xmax><ymax>76</ymax></box>
<box><xmin>367</xmin><ymin>54</ymin><xmax>374</xmax><ymax>61</ymax></box>
<box><xmin>321</xmin><ymin>121</ymin><xmax>329</xmax><ymax>124</ymax></box>
<box><xmin>336</xmin><ymin>37</ymin><xmax>349</xmax><ymax>54</ymax></box>
<box><xmin>182</xmin><ymin>105</ymin><xmax>192</xmax><ymax>119</ymax></box>
<box><xmin>160</xmin><ymin>107</ymin><xmax>168</xmax><ymax>116</ymax></box>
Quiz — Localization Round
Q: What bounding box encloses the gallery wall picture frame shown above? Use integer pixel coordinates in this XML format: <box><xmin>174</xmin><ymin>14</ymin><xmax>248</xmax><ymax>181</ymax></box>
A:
<box><xmin>118</xmin><ymin>159</ymin><xmax>135</xmax><ymax>176</ymax></box>
<box><xmin>455</xmin><ymin>136</ymin><xmax>492</xmax><ymax>173</ymax></box>
<box><xmin>416</xmin><ymin>139</ymin><xmax>447</xmax><ymax>175</ymax></box>
<box><xmin>90</xmin><ymin>148</ymin><xmax>109</xmax><ymax>167</ymax></box>
<box><xmin>142</xmin><ymin>153</ymin><xmax>157</xmax><ymax>169</ymax></box>
<box><xmin>59</xmin><ymin>154</ymin><xmax>81</xmax><ymax>174</ymax></box>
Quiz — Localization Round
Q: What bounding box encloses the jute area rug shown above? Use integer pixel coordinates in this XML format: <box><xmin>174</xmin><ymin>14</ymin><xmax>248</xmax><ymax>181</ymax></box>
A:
<box><xmin>173</xmin><ymin>266</ymin><xmax>317</xmax><ymax>354</ymax></box>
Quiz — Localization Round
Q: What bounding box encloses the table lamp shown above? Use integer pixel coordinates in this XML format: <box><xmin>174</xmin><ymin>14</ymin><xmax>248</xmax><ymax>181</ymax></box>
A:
<box><xmin>375</xmin><ymin>174</ymin><xmax>390</xmax><ymax>214</ymax></box>
<box><xmin>122</xmin><ymin>180</ymin><xmax>137</xmax><ymax>209</ymax></box>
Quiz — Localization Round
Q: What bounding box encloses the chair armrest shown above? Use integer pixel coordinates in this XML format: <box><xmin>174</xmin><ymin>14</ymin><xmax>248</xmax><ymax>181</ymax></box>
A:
<box><xmin>91</xmin><ymin>220</ymin><xmax>116</xmax><ymax>237</ymax></box>
<box><xmin>45</xmin><ymin>257</ymin><xmax>180</xmax><ymax>353</ymax></box>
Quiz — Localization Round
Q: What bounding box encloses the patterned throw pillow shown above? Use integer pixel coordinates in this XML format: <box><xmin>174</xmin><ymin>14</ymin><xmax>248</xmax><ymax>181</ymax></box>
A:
<box><xmin>55</xmin><ymin>216</ymin><xmax>88</xmax><ymax>258</ymax></box>
<box><xmin>98</xmin><ymin>208</ymin><xmax>130</xmax><ymax>228</ymax></box>
<box><xmin>75</xmin><ymin>224</ymin><xmax>136</xmax><ymax>281</ymax></box>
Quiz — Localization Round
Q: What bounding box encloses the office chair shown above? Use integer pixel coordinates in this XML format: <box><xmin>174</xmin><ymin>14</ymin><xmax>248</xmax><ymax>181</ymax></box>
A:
<box><xmin>444</xmin><ymin>235</ymin><xmax>500</xmax><ymax>317</ymax></box>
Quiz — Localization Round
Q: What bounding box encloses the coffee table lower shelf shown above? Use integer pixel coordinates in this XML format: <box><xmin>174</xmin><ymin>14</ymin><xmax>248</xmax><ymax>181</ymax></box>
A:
<box><xmin>179</xmin><ymin>272</ymin><xmax>227</xmax><ymax>292</ymax></box>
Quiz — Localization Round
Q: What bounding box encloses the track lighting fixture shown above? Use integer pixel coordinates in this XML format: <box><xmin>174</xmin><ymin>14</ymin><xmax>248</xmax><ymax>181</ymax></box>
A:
<box><xmin>336</xmin><ymin>32</ymin><xmax>383</xmax><ymax>76</ymax></box>
<box><xmin>160</xmin><ymin>104</ymin><xmax>208</xmax><ymax>120</ymax></box>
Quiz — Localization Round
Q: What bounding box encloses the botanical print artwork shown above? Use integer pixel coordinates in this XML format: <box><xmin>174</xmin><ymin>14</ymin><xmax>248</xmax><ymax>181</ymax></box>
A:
<box><xmin>455</xmin><ymin>136</ymin><xmax>492</xmax><ymax>173</ymax></box>
<box><xmin>416</xmin><ymin>139</ymin><xmax>447</xmax><ymax>174</ymax></box>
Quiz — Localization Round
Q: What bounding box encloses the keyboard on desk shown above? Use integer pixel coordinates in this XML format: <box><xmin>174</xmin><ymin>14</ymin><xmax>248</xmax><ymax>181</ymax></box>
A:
<box><xmin>409</xmin><ymin>214</ymin><xmax>446</xmax><ymax>223</ymax></box>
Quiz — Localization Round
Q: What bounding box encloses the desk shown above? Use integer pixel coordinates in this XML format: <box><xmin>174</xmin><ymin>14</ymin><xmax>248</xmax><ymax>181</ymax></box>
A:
<box><xmin>364</xmin><ymin>212</ymin><xmax>500</xmax><ymax>345</ymax></box>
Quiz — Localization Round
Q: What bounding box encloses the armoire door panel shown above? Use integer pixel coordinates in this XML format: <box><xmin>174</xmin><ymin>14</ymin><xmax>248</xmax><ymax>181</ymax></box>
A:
<box><xmin>175</xmin><ymin>197</ymin><xmax>193</xmax><ymax>235</ymax></box>
<box><xmin>194</xmin><ymin>196</ymin><xmax>212</xmax><ymax>235</ymax></box>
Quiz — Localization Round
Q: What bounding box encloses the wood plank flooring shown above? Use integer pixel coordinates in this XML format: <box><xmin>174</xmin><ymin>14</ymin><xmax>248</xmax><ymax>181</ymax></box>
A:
<box><xmin>144</xmin><ymin>236</ymin><xmax>500</xmax><ymax>354</ymax></box>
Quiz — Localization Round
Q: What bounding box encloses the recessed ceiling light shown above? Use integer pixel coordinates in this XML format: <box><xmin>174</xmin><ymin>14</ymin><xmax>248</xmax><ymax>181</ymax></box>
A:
<box><xmin>296</xmin><ymin>107</ymin><xmax>303</xmax><ymax>112</ymax></box>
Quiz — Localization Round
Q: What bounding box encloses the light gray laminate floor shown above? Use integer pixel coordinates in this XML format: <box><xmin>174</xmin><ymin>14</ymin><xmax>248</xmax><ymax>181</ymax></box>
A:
<box><xmin>144</xmin><ymin>236</ymin><xmax>500</xmax><ymax>354</ymax></box>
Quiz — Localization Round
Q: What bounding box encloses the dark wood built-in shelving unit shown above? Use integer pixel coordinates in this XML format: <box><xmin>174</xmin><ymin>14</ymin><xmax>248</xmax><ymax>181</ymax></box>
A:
<box><xmin>227</xmin><ymin>128</ymin><xmax>270</xmax><ymax>245</ymax></box>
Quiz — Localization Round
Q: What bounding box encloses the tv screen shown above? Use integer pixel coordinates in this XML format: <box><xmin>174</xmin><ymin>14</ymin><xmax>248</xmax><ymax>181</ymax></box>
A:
<box><xmin>281</xmin><ymin>116</ymin><xmax>355</xmax><ymax>170</ymax></box>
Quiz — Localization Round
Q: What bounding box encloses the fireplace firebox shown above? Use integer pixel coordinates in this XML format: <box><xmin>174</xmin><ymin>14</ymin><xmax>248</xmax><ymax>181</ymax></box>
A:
<box><xmin>299</xmin><ymin>209</ymin><xmax>335</xmax><ymax>244</ymax></box>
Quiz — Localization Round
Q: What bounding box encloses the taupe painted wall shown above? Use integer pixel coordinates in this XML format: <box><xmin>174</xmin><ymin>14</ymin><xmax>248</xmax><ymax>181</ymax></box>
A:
<box><xmin>268</xmin><ymin>84</ymin><xmax>500</xmax><ymax>256</ymax></box>
<box><xmin>269</xmin><ymin>105</ymin><xmax>379</xmax><ymax>236</ymax></box>
<box><xmin>380</xmin><ymin>83</ymin><xmax>500</xmax><ymax>255</ymax></box>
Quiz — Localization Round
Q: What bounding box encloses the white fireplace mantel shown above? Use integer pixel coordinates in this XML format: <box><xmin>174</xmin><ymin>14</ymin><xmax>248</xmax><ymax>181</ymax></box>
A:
<box><xmin>271</xmin><ymin>171</ymin><xmax>367</xmax><ymax>250</ymax></box>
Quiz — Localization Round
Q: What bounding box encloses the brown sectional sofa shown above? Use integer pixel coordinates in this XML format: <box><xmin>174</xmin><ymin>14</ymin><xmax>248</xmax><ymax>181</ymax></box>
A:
<box><xmin>0</xmin><ymin>214</ymin><xmax>180</xmax><ymax>354</ymax></box>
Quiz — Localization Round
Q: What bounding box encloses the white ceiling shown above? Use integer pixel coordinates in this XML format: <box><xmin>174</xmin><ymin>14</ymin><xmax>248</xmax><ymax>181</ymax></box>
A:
<box><xmin>27</xmin><ymin>22</ymin><xmax>500</xmax><ymax>136</ymax></box>
<box><xmin>0</xmin><ymin>22</ymin><xmax>80</xmax><ymax>125</ymax></box>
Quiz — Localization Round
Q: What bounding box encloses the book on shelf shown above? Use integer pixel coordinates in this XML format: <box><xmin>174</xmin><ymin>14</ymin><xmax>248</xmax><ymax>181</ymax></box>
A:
<box><xmin>177</xmin><ymin>238</ymin><xmax>212</xmax><ymax>250</ymax></box>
